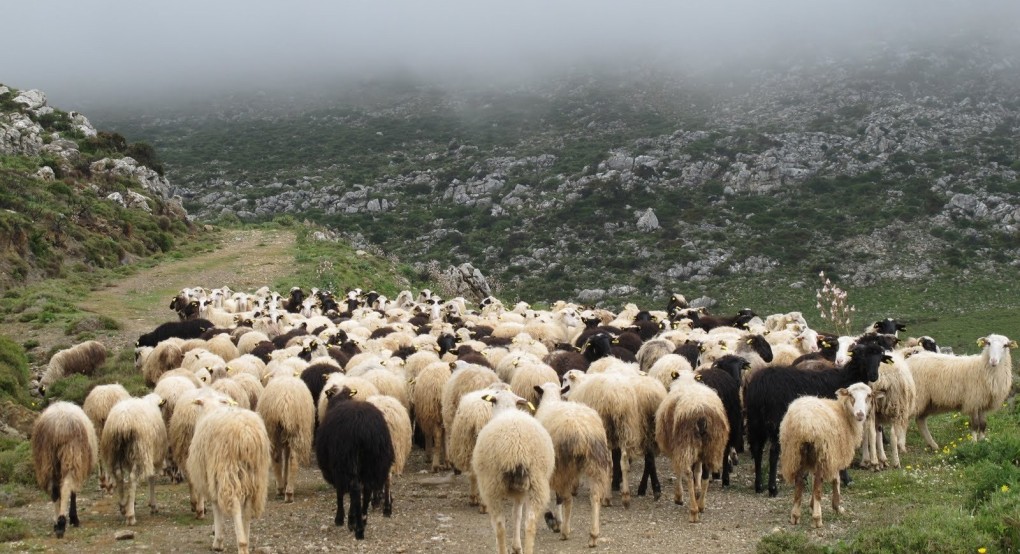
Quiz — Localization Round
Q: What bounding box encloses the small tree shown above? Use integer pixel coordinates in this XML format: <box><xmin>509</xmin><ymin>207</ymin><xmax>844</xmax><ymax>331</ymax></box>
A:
<box><xmin>816</xmin><ymin>271</ymin><xmax>855</xmax><ymax>335</ymax></box>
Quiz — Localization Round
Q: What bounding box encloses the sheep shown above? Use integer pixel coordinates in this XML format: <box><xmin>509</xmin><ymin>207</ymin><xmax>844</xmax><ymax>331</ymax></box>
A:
<box><xmin>187</xmin><ymin>398</ymin><xmax>272</xmax><ymax>554</ymax></box>
<box><xmin>317</xmin><ymin>374</ymin><xmax>381</xmax><ymax>424</ymax></box>
<box><xmin>636</xmin><ymin>338</ymin><xmax>675</xmax><ymax>374</ymax></box>
<box><xmin>648</xmin><ymin>354</ymin><xmax>694</xmax><ymax>391</ymax></box>
<box><xmin>316</xmin><ymin>386</ymin><xmax>395</xmax><ymax>540</ymax></box>
<box><xmin>447</xmin><ymin>383</ymin><xmax>514</xmax><ymax>511</ymax></box>
<box><xmin>631</xmin><ymin>373</ymin><xmax>668</xmax><ymax>501</ymax></box>
<box><xmin>365</xmin><ymin>394</ymin><xmax>413</xmax><ymax>516</ymax></box>
<box><xmin>153</xmin><ymin>375</ymin><xmax>198</xmax><ymax>426</ymax></box>
<box><xmin>509</xmin><ymin>361</ymin><xmax>560</xmax><ymax>407</ymax></box>
<box><xmin>256</xmin><ymin>375</ymin><xmax>315</xmax><ymax>503</ymax></box>
<box><xmin>655</xmin><ymin>371</ymin><xmax>729</xmax><ymax>523</ymax></box>
<box><xmin>137</xmin><ymin>318</ymin><xmax>215</xmax><ymax>348</ymax></box>
<box><xmin>561</xmin><ymin>369</ymin><xmax>642</xmax><ymax>508</ymax></box>
<box><xmin>410</xmin><ymin>360</ymin><xmax>454</xmax><ymax>472</ymax></box>
<box><xmin>140</xmin><ymin>338</ymin><xmax>186</xmax><ymax>387</ymax></box>
<box><xmin>472</xmin><ymin>389</ymin><xmax>555</xmax><ymax>554</ymax></box>
<box><xmin>169</xmin><ymin>388</ymin><xmax>232</xmax><ymax>518</ymax></box>
<box><xmin>779</xmin><ymin>383</ymin><xmax>876</xmax><ymax>528</ymax></box>
<box><xmin>744</xmin><ymin>341</ymin><xmax>887</xmax><ymax>497</ymax></box>
<box><xmin>441</xmin><ymin>363</ymin><xmax>501</xmax><ymax>451</ymax></box>
<box><xmin>696</xmin><ymin>355</ymin><xmax>750</xmax><ymax>482</ymax></box>
<box><xmin>30</xmin><ymin>401</ymin><xmax>98</xmax><ymax>538</ymax></box>
<box><xmin>533</xmin><ymin>382</ymin><xmax>611</xmax><ymax>547</ymax></box>
<box><xmin>100</xmin><ymin>393</ymin><xmax>167</xmax><ymax>525</ymax></box>
<box><xmin>232</xmin><ymin>372</ymin><xmax>265</xmax><ymax>410</ymax></box>
<box><xmin>39</xmin><ymin>340</ymin><xmax>108</xmax><ymax>392</ymax></box>
<box><xmin>905</xmin><ymin>334</ymin><xmax>1016</xmax><ymax>450</ymax></box>
<box><xmin>82</xmin><ymin>383</ymin><xmax>130</xmax><ymax>493</ymax></box>
<box><xmin>859</xmin><ymin>349</ymin><xmax>916</xmax><ymax>470</ymax></box>
<box><xmin>237</xmin><ymin>330</ymin><xmax>271</xmax><ymax>355</ymax></box>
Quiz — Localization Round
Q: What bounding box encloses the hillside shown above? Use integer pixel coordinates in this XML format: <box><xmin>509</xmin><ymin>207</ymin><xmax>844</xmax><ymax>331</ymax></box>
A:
<box><xmin>93</xmin><ymin>34</ymin><xmax>1020</xmax><ymax>306</ymax></box>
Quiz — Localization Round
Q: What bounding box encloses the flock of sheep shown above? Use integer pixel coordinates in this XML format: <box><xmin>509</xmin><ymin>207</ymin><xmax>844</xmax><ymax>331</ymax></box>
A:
<box><xmin>31</xmin><ymin>286</ymin><xmax>1016</xmax><ymax>553</ymax></box>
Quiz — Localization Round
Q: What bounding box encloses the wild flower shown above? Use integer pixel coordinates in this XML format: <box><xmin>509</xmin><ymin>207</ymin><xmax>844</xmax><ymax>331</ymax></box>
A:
<box><xmin>815</xmin><ymin>271</ymin><xmax>855</xmax><ymax>335</ymax></box>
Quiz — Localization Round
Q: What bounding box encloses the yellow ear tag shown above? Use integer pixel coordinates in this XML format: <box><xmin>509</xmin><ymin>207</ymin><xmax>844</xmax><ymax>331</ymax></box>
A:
<box><xmin>227</xmin><ymin>399</ymin><xmax>238</xmax><ymax>406</ymax></box>
<box><xmin>526</xmin><ymin>402</ymin><xmax>536</xmax><ymax>412</ymax></box>
<box><xmin>159</xmin><ymin>398</ymin><xmax>167</xmax><ymax>407</ymax></box>
<box><xmin>349</xmin><ymin>388</ymin><xmax>358</xmax><ymax>397</ymax></box>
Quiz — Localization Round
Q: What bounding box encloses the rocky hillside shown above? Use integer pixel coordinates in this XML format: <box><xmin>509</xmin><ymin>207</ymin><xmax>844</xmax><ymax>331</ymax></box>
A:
<box><xmin>0</xmin><ymin>85</ymin><xmax>193</xmax><ymax>290</ymax></box>
<box><xmin>95</xmin><ymin>35</ymin><xmax>1020</xmax><ymax>305</ymax></box>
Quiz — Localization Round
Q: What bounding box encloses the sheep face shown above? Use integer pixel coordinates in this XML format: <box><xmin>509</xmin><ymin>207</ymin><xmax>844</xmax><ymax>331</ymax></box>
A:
<box><xmin>872</xmin><ymin>318</ymin><xmax>906</xmax><ymax>335</ymax></box>
<box><xmin>840</xmin><ymin>383</ymin><xmax>874</xmax><ymax>423</ymax></box>
<box><xmin>979</xmin><ymin>334</ymin><xmax>1016</xmax><ymax>367</ymax></box>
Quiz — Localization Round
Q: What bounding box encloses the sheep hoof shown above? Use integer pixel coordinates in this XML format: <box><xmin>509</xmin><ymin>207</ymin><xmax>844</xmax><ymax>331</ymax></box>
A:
<box><xmin>588</xmin><ymin>534</ymin><xmax>598</xmax><ymax>548</ymax></box>
<box><xmin>544</xmin><ymin>511</ymin><xmax>559</xmax><ymax>533</ymax></box>
<box><xmin>622</xmin><ymin>495</ymin><xmax>631</xmax><ymax>509</ymax></box>
<box><xmin>125</xmin><ymin>515</ymin><xmax>136</xmax><ymax>525</ymax></box>
<box><xmin>790</xmin><ymin>514</ymin><xmax>799</xmax><ymax>525</ymax></box>
<box><xmin>836</xmin><ymin>506</ymin><xmax>845</xmax><ymax>515</ymax></box>
<box><xmin>812</xmin><ymin>517</ymin><xmax>822</xmax><ymax>529</ymax></box>
<box><xmin>212</xmin><ymin>538</ymin><xmax>225</xmax><ymax>551</ymax></box>
<box><xmin>150</xmin><ymin>505</ymin><xmax>158</xmax><ymax>515</ymax></box>
<box><xmin>653</xmin><ymin>489</ymin><xmax>662</xmax><ymax>501</ymax></box>
<box><xmin>284</xmin><ymin>492</ymin><xmax>294</xmax><ymax>503</ymax></box>
<box><xmin>674</xmin><ymin>497</ymin><xmax>684</xmax><ymax>506</ymax></box>
<box><xmin>768</xmin><ymin>486</ymin><xmax>779</xmax><ymax>498</ymax></box>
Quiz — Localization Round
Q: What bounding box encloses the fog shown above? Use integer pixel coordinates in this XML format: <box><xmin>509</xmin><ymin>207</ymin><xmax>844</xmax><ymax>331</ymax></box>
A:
<box><xmin>4</xmin><ymin>0</ymin><xmax>1019</xmax><ymax>108</ymax></box>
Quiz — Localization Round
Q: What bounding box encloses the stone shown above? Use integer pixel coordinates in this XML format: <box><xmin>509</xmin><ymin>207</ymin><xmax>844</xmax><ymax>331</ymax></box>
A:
<box><xmin>12</xmin><ymin>89</ymin><xmax>46</xmax><ymax>110</ymax></box>
<box><xmin>689</xmin><ymin>296</ymin><xmax>717</xmax><ymax>309</ymax></box>
<box><xmin>114</xmin><ymin>530</ymin><xmax>135</xmax><ymax>540</ymax></box>
<box><xmin>35</xmin><ymin>166</ymin><xmax>55</xmax><ymax>181</ymax></box>
<box><xmin>636</xmin><ymin>208</ymin><xmax>659</xmax><ymax>231</ymax></box>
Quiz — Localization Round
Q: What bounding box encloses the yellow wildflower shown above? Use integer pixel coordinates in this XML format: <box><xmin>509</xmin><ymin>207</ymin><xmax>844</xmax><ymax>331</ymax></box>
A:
<box><xmin>1002</xmin><ymin>485</ymin><xmax>1010</xmax><ymax>493</ymax></box>
<box><xmin>978</xmin><ymin>547</ymin><xmax>987</xmax><ymax>554</ymax></box>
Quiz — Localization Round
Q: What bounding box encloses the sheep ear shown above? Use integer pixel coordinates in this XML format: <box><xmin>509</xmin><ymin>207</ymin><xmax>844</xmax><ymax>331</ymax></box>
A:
<box><xmin>560</xmin><ymin>385</ymin><xmax>570</xmax><ymax>396</ymax></box>
<box><xmin>482</xmin><ymin>394</ymin><xmax>495</xmax><ymax>404</ymax></box>
<box><xmin>873</xmin><ymin>391</ymin><xmax>886</xmax><ymax>401</ymax></box>
<box><xmin>670</xmin><ymin>370</ymin><xmax>679</xmax><ymax>380</ymax></box>
<box><xmin>881</xmin><ymin>354</ymin><xmax>894</xmax><ymax>364</ymax></box>
<box><xmin>158</xmin><ymin>397</ymin><xmax>167</xmax><ymax>407</ymax></box>
<box><xmin>977</xmin><ymin>337</ymin><xmax>988</xmax><ymax>347</ymax></box>
<box><xmin>349</xmin><ymin>388</ymin><xmax>358</xmax><ymax>397</ymax></box>
<box><xmin>836</xmin><ymin>388</ymin><xmax>849</xmax><ymax>398</ymax></box>
<box><xmin>1009</xmin><ymin>341</ymin><xmax>1018</xmax><ymax>349</ymax></box>
<box><xmin>533</xmin><ymin>385</ymin><xmax>544</xmax><ymax>397</ymax></box>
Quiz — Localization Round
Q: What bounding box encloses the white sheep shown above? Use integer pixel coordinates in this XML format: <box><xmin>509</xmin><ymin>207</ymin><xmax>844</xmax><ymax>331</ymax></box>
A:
<box><xmin>447</xmin><ymin>382</ymin><xmax>513</xmax><ymax>511</ymax></box>
<box><xmin>472</xmin><ymin>389</ymin><xmax>555</xmax><ymax>554</ymax></box>
<box><xmin>169</xmin><ymin>388</ymin><xmax>232</xmax><ymax>518</ymax></box>
<box><xmin>561</xmin><ymin>369</ymin><xmax>642</xmax><ymax>508</ymax></box>
<box><xmin>779</xmin><ymin>383</ymin><xmax>875</xmax><ymax>528</ymax></box>
<box><xmin>365</xmin><ymin>393</ymin><xmax>414</xmax><ymax>516</ymax></box>
<box><xmin>441</xmin><ymin>363</ymin><xmax>501</xmax><ymax>452</ymax></box>
<box><xmin>654</xmin><ymin>371</ymin><xmax>729</xmax><ymax>523</ymax></box>
<box><xmin>860</xmin><ymin>351</ymin><xmax>916</xmax><ymax>469</ymax></box>
<box><xmin>534</xmin><ymin>382</ymin><xmax>611</xmax><ymax>547</ymax></box>
<box><xmin>100</xmin><ymin>393</ymin><xmax>167</xmax><ymax>525</ymax></box>
<box><xmin>257</xmin><ymin>375</ymin><xmax>315</xmax><ymax>503</ymax></box>
<box><xmin>40</xmin><ymin>340</ymin><xmax>108</xmax><ymax>392</ymax></box>
<box><xmin>140</xmin><ymin>338</ymin><xmax>185</xmax><ymax>387</ymax></box>
<box><xmin>905</xmin><ymin>334</ymin><xmax>1016</xmax><ymax>450</ymax></box>
<box><xmin>187</xmin><ymin>400</ymin><xmax>272</xmax><ymax>554</ymax></box>
<box><xmin>30</xmin><ymin>401</ymin><xmax>98</xmax><ymax>538</ymax></box>
<box><xmin>410</xmin><ymin>360</ymin><xmax>453</xmax><ymax>472</ymax></box>
<box><xmin>82</xmin><ymin>383</ymin><xmax>130</xmax><ymax>493</ymax></box>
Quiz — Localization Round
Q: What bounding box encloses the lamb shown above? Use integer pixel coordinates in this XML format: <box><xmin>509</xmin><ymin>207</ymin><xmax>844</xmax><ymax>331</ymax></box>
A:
<box><xmin>257</xmin><ymin>375</ymin><xmax>316</xmax><ymax>503</ymax></box>
<box><xmin>779</xmin><ymin>383</ymin><xmax>875</xmax><ymax>528</ymax></box>
<box><xmin>744</xmin><ymin>341</ymin><xmax>886</xmax><ymax>497</ymax></box>
<box><xmin>447</xmin><ymin>383</ymin><xmax>514</xmax><ymax>511</ymax></box>
<box><xmin>905</xmin><ymin>334</ymin><xmax>1016</xmax><ymax>450</ymax></box>
<box><xmin>187</xmin><ymin>397</ymin><xmax>272</xmax><ymax>554</ymax></box>
<box><xmin>39</xmin><ymin>340</ymin><xmax>108</xmax><ymax>392</ymax></box>
<box><xmin>316</xmin><ymin>386</ymin><xmax>395</xmax><ymax>540</ymax></box>
<box><xmin>30</xmin><ymin>401</ymin><xmax>99</xmax><ymax>538</ymax></box>
<box><xmin>472</xmin><ymin>389</ymin><xmax>555</xmax><ymax>554</ymax></box>
<box><xmin>561</xmin><ymin>369</ymin><xmax>642</xmax><ymax>508</ymax></box>
<box><xmin>82</xmin><ymin>383</ymin><xmax>130</xmax><ymax>493</ymax></box>
<box><xmin>654</xmin><ymin>371</ymin><xmax>729</xmax><ymax>523</ymax></box>
<box><xmin>533</xmin><ymin>382</ymin><xmax>611</xmax><ymax>547</ymax></box>
<box><xmin>100</xmin><ymin>393</ymin><xmax>168</xmax><ymax>525</ymax></box>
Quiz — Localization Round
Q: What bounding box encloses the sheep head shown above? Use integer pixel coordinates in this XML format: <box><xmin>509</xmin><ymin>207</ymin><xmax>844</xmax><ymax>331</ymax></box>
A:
<box><xmin>844</xmin><ymin>342</ymin><xmax>885</xmax><ymax>383</ymax></box>
<box><xmin>979</xmin><ymin>334</ymin><xmax>1014</xmax><ymax>367</ymax></box>
<box><xmin>838</xmin><ymin>383</ymin><xmax>875</xmax><ymax>423</ymax></box>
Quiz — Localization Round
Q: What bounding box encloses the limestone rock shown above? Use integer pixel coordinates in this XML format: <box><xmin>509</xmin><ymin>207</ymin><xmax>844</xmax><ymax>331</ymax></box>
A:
<box><xmin>636</xmin><ymin>208</ymin><xmax>659</xmax><ymax>231</ymax></box>
<box><xmin>12</xmin><ymin>89</ymin><xmax>46</xmax><ymax>110</ymax></box>
<box><xmin>35</xmin><ymin>166</ymin><xmax>55</xmax><ymax>181</ymax></box>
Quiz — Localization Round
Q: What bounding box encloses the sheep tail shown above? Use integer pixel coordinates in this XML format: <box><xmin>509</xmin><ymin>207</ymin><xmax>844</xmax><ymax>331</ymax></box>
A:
<box><xmin>800</xmin><ymin>442</ymin><xmax>816</xmax><ymax>467</ymax></box>
<box><xmin>505</xmin><ymin>464</ymin><xmax>529</xmax><ymax>493</ymax></box>
<box><xmin>696</xmin><ymin>417</ymin><xmax>709</xmax><ymax>439</ymax></box>
<box><xmin>51</xmin><ymin>466</ymin><xmax>61</xmax><ymax>502</ymax></box>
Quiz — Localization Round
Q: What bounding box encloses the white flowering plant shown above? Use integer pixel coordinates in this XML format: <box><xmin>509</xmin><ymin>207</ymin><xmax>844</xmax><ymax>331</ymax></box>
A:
<box><xmin>816</xmin><ymin>271</ymin><xmax>856</xmax><ymax>335</ymax></box>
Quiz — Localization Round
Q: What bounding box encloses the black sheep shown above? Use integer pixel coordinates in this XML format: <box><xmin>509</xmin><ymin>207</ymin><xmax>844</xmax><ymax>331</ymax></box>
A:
<box><xmin>301</xmin><ymin>363</ymin><xmax>338</xmax><ymax>409</ymax></box>
<box><xmin>436</xmin><ymin>333</ymin><xmax>458</xmax><ymax>357</ymax></box>
<box><xmin>871</xmin><ymin>317</ymin><xmax>907</xmax><ymax>336</ymax></box>
<box><xmin>689</xmin><ymin>308</ymin><xmax>757</xmax><ymax>332</ymax></box>
<box><xmin>674</xmin><ymin>341</ymin><xmax>701</xmax><ymax>369</ymax></box>
<box><xmin>315</xmin><ymin>387</ymin><xmax>395</xmax><ymax>540</ymax></box>
<box><xmin>543</xmin><ymin>349</ymin><xmax>589</xmax><ymax>378</ymax></box>
<box><xmin>136</xmin><ymin>319</ymin><xmax>215</xmax><ymax>348</ymax></box>
<box><xmin>743</xmin><ymin>341</ymin><xmax>888</xmax><ymax>497</ymax></box>
<box><xmin>249</xmin><ymin>341</ymin><xmax>277</xmax><ymax>364</ymax></box>
<box><xmin>699</xmin><ymin>355</ymin><xmax>749</xmax><ymax>464</ymax></box>
<box><xmin>581</xmin><ymin>332</ymin><xmax>637</xmax><ymax>363</ymax></box>
<box><xmin>285</xmin><ymin>287</ymin><xmax>305</xmax><ymax>313</ymax></box>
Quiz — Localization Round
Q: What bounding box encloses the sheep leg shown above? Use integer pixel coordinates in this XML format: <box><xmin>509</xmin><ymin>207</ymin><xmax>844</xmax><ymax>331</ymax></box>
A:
<box><xmin>524</xmin><ymin>501</ymin><xmax>539</xmax><ymax>554</ymax></box>
<box><xmin>790</xmin><ymin>469</ymin><xmax>804</xmax><ymax>525</ymax></box>
<box><xmin>357</xmin><ymin>486</ymin><xmax>371</xmax><ymax>540</ymax></box>
<box><xmin>348</xmin><ymin>483</ymin><xmax>361</xmax><ymax>535</ymax></box>
<box><xmin>126</xmin><ymin>477</ymin><xmax>138</xmax><ymax>525</ymax></box>
<box><xmin>211</xmin><ymin>502</ymin><xmax>225</xmax><ymax>551</ymax></box>
<box><xmin>470</xmin><ymin>473</ymin><xmax>486</xmax><ymax>513</ymax></box>
<box><xmin>673</xmin><ymin>461</ymin><xmax>685</xmax><ymax>505</ymax></box>
<box><xmin>811</xmin><ymin>473</ymin><xmax>823</xmax><ymax>529</ymax></box>
<box><xmin>750</xmin><ymin>438</ymin><xmax>765</xmax><ymax>494</ymax></box>
<box><xmin>589</xmin><ymin>482</ymin><xmax>601</xmax><ymax>547</ymax></box>
<box><xmin>283</xmin><ymin>446</ymin><xmax>295</xmax><ymax>503</ymax></box>
<box><xmin>916</xmin><ymin>415</ymin><xmax>940</xmax><ymax>451</ymax></box>
<box><xmin>721</xmin><ymin>447</ymin><xmax>732</xmax><ymax>487</ymax></box>
<box><xmin>697</xmin><ymin>462</ymin><xmax>709</xmax><ymax>514</ymax></box>
<box><xmin>859</xmin><ymin>416</ymin><xmax>874</xmax><ymax>468</ymax></box>
<box><xmin>767</xmin><ymin>440</ymin><xmax>781</xmax><ymax>497</ymax></box>
<box><xmin>561</xmin><ymin>493</ymin><xmax>573</xmax><ymax>541</ymax></box>
<box><xmin>273</xmin><ymin>449</ymin><xmax>284</xmax><ymax>497</ymax></box>
<box><xmin>512</xmin><ymin>499</ymin><xmax>525</xmax><ymax>554</ymax></box>
<box><xmin>896</xmin><ymin>423</ymin><xmax>908</xmax><ymax>454</ymax></box>
<box><xmin>544</xmin><ymin>494</ymin><xmax>562</xmax><ymax>533</ymax></box>
<box><xmin>831</xmin><ymin>477</ymin><xmax>844</xmax><ymax>514</ymax></box>
<box><xmin>334</xmin><ymin>488</ymin><xmax>345</xmax><ymax>526</ymax></box>
<box><xmin>637</xmin><ymin>450</ymin><xmax>661</xmax><ymax>499</ymax></box>
<box><xmin>488</xmin><ymin>499</ymin><xmax>508</xmax><ymax>554</ymax></box>
<box><xmin>148</xmin><ymin>475</ymin><xmax>158</xmax><ymax>514</ymax></box>
<box><xmin>686</xmin><ymin>467</ymin><xmax>699</xmax><ymax>523</ymax></box>
<box><xmin>383</xmin><ymin>475</ymin><xmax>393</xmax><ymax>517</ymax></box>
<box><xmin>430</xmin><ymin>428</ymin><xmax>445</xmax><ymax>472</ymax></box>
<box><xmin>876</xmin><ymin>425</ymin><xmax>889</xmax><ymax>469</ymax></box>
<box><xmin>610</xmin><ymin>448</ymin><xmax>622</xmax><ymax>492</ymax></box>
<box><xmin>69</xmin><ymin>492</ymin><xmax>79</xmax><ymax>527</ymax></box>
<box><xmin>231</xmin><ymin>500</ymin><xmax>249</xmax><ymax>554</ymax></box>
<box><xmin>619</xmin><ymin>448</ymin><xmax>631</xmax><ymax>509</ymax></box>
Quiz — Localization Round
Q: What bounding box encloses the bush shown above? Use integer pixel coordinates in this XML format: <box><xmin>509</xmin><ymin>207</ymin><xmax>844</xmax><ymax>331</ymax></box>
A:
<box><xmin>756</xmin><ymin>530</ymin><xmax>827</xmax><ymax>554</ymax></box>
<box><xmin>0</xmin><ymin>439</ymin><xmax>34</xmax><ymax>487</ymax></box>
<box><xmin>0</xmin><ymin>336</ymin><xmax>32</xmax><ymax>408</ymax></box>
<box><xmin>43</xmin><ymin>373</ymin><xmax>91</xmax><ymax>405</ymax></box>
<box><xmin>0</xmin><ymin>516</ymin><xmax>30</xmax><ymax>542</ymax></box>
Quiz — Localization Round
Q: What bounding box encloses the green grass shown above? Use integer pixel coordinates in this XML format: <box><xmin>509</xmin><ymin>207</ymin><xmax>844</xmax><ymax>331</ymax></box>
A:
<box><xmin>0</xmin><ymin>517</ymin><xmax>30</xmax><ymax>543</ymax></box>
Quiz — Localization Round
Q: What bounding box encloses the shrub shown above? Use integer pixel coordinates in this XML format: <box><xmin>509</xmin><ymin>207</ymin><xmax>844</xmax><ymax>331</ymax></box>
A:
<box><xmin>0</xmin><ymin>336</ymin><xmax>32</xmax><ymax>408</ymax></box>
<box><xmin>0</xmin><ymin>440</ymin><xmax>34</xmax><ymax>487</ymax></box>
<box><xmin>756</xmin><ymin>531</ymin><xmax>827</xmax><ymax>554</ymax></box>
<box><xmin>43</xmin><ymin>373</ymin><xmax>91</xmax><ymax>405</ymax></box>
<box><xmin>0</xmin><ymin>516</ymin><xmax>30</xmax><ymax>542</ymax></box>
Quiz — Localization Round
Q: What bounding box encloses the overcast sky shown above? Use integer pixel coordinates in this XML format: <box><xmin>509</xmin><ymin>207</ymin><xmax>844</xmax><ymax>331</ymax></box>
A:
<box><xmin>4</xmin><ymin>0</ymin><xmax>1019</xmax><ymax>107</ymax></box>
